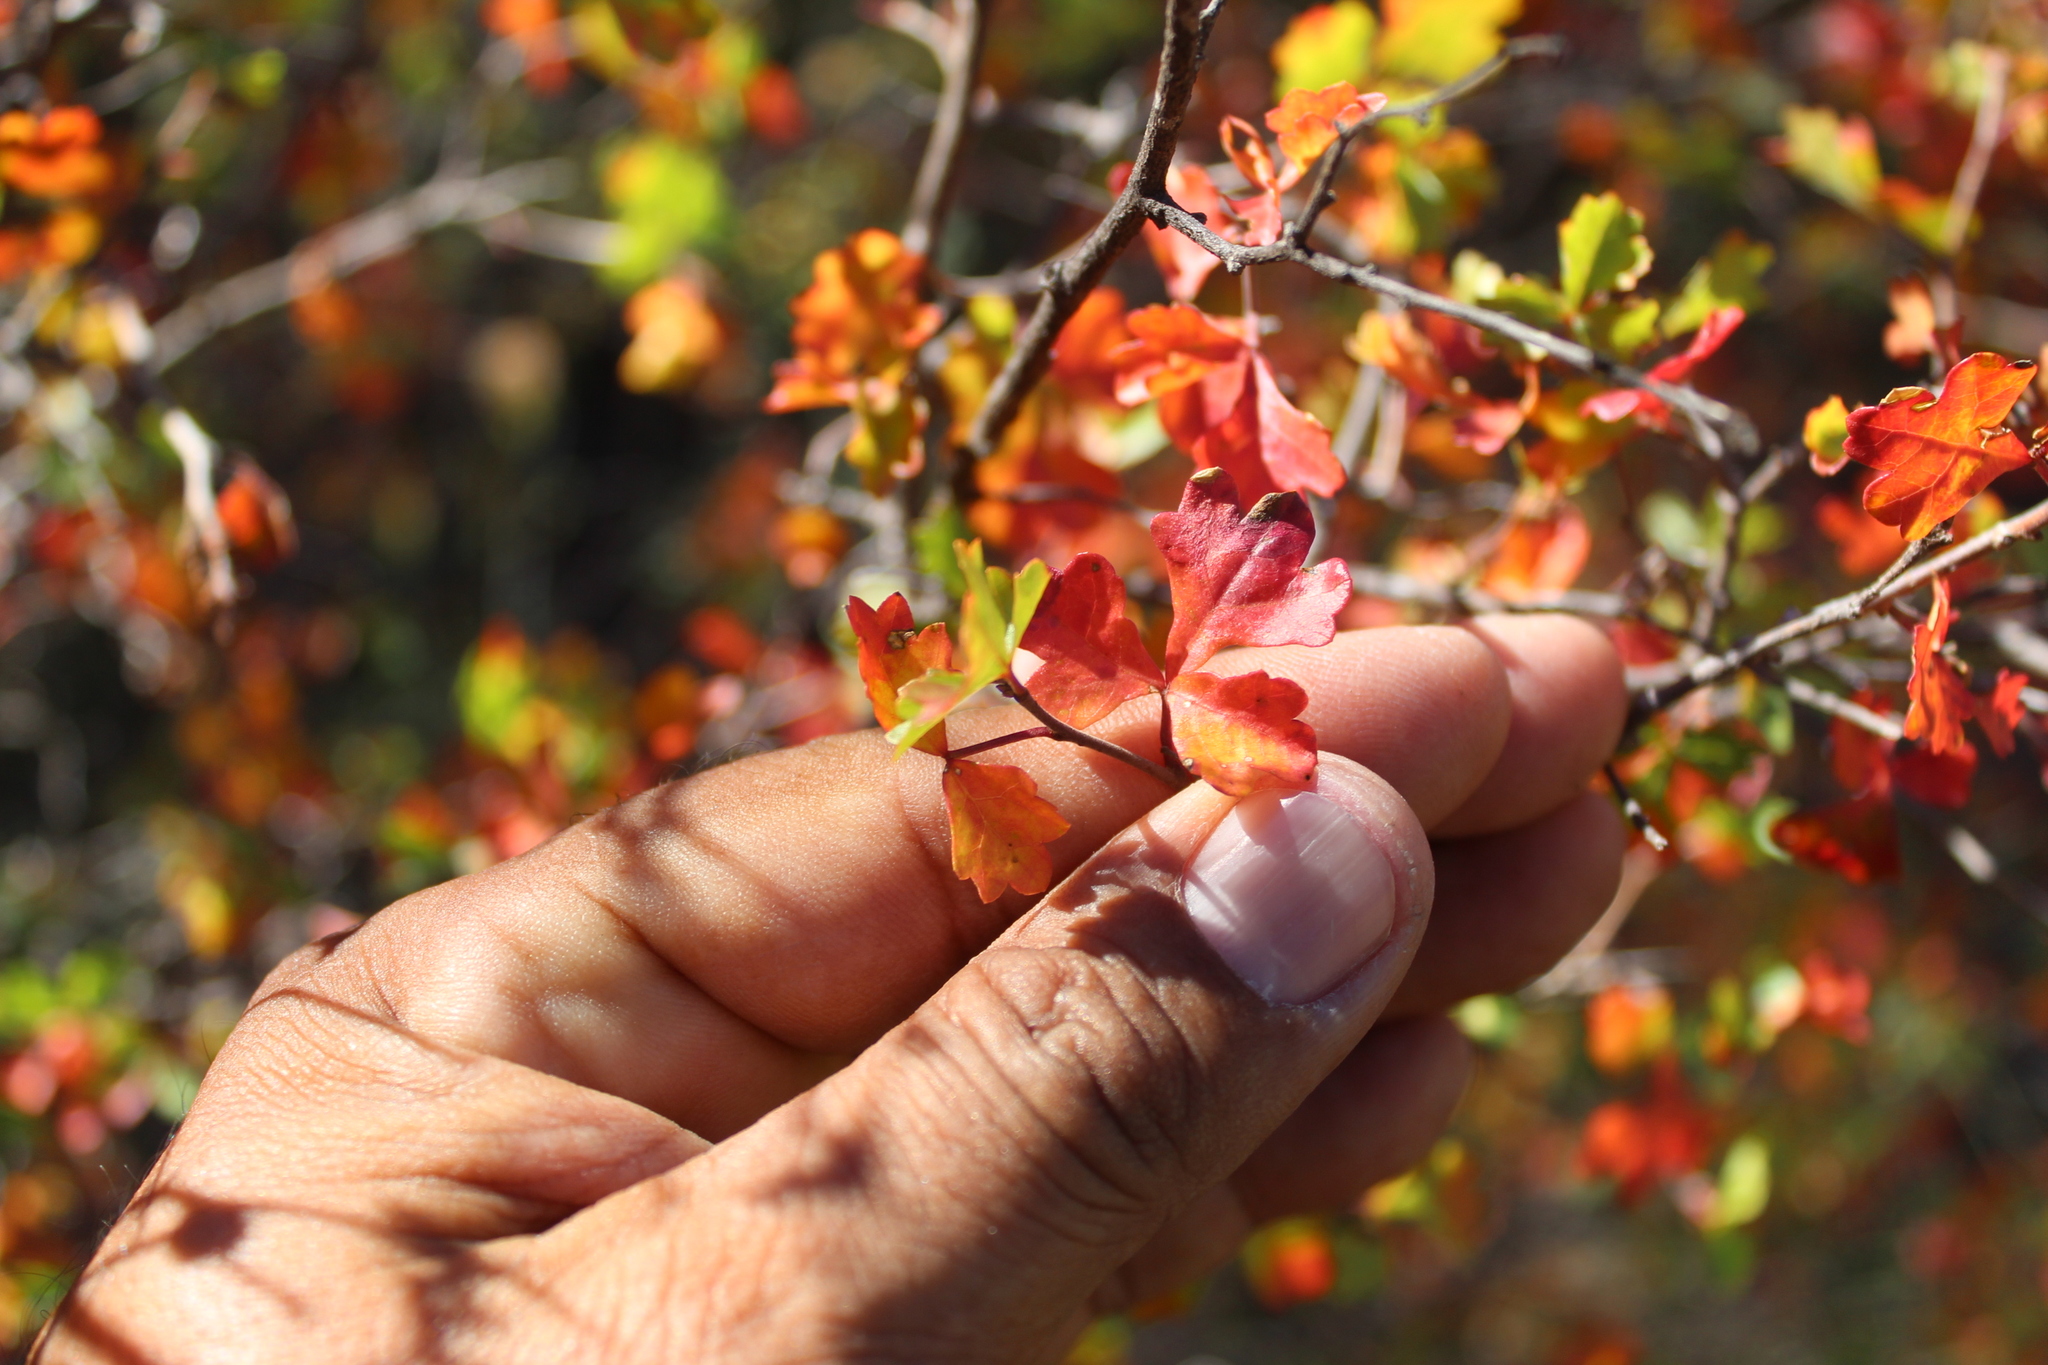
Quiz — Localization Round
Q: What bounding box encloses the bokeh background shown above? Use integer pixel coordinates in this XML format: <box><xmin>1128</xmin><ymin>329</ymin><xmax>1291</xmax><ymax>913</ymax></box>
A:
<box><xmin>3</xmin><ymin>0</ymin><xmax>2048</xmax><ymax>1359</ymax></box>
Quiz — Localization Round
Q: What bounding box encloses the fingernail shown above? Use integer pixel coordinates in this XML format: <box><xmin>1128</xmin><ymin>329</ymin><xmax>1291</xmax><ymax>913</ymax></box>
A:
<box><xmin>1181</xmin><ymin>790</ymin><xmax>1397</xmax><ymax>1005</ymax></box>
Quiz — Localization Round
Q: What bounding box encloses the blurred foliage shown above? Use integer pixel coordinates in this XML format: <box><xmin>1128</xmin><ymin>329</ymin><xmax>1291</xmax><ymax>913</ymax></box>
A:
<box><xmin>0</xmin><ymin>0</ymin><xmax>2045</xmax><ymax>1360</ymax></box>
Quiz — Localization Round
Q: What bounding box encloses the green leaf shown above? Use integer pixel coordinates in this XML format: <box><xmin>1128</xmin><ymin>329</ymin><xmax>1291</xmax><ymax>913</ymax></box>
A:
<box><xmin>600</xmin><ymin>136</ymin><xmax>728</xmax><ymax>290</ymax></box>
<box><xmin>1488</xmin><ymin>274</ymin><xmax>1568</xmax><ymax>333</ymax></box>
<box><xmin>1775</xmin><ymin>106</ymin><xmax>1879</xmax><ymax>211</ymax></box>
<box><xmin>1583</xmin><ymin>296</ymin><xmax>1663</xmax><ymax>358</ymax></box>
<box><xmin>1376</xmin><ymin>0</ymin><xmax>1521</xmax><ymax>85</ymax></box>
<box><xmin>1270</xmin><ymin>1</ymin><xmax>1375</xmax><ymax>98</ymax></box>
<box><xmin>1663</xmin><ymin>231</ymin><xmax>1774</xmax><ymax>338</ymax></box>
<box><xmin>885</xmin><ymin>541</ymin><xmax>1049</xmax><ymax>753</ymax></box>
<box><xmin>911</xmin><ymin>503</ymin><xmax>972</xmax><ymax>598</ymax></box>
<box><xmin>1710</xmin><ymin>1134</ymin><xmax>1772</xmax><ymax>1230</ymax></box>
<box><xmin>1557</xmin><ymin>191</ymin><xmax>1652</xmax><ymax>313</ymax></box>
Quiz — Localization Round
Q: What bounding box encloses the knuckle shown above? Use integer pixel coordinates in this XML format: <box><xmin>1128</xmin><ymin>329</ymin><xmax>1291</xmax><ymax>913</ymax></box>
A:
<box><xmin>944</xmin><ymin>946</ymin><xmax>1209</xmax><ymax>1228</ymax></box>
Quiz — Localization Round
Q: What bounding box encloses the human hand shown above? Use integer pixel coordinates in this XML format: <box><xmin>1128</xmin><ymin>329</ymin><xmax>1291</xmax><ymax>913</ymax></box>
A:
<box><xmin>39</xmin><ymin>616</ymin><xmax>1625</xmax><ymax>1365</ymax></box>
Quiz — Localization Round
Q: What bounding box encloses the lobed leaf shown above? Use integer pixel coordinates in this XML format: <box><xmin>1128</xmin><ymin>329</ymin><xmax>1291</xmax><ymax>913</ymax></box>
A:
<box><xmin>1558</xmin><ymin>192</ymin><xmax>1652</xmax><ymax>313</ymax></box>
<box><xmin>1843</xmin><ymin>352</ymin><xmax>2036</xmax><ymax>541</ymax></box>
<box><xmin>1264</xmin><ymin>82</ymin><xmax>1388</xmax><ymax>173</ymax></box>
<box><xmin>1151</xmin><ymin>468</ymin><xmax>1353</xmax><ymax>676</ymax></box>
<box><xmin>1803</xmin><ymin>395</ymin><xmax>1850</xmax><ymax>475</ymax></box>
<box><xmin>887</xmin><ymin>541</ymin><xmax>1050</xmax><ymax>753</ymax></box>
<box><xmin>846</xmin><ymin>592</ymin><xmax>953</xmax><ymax>756</ymax></box>
<box><xmin>1167</xmin><ymin>670</ymin><xmax>1318</xmax><ymax>795</ymax></box>
<box><xmin>1903</xmin><ymin>577</ymin><xmax>1975</xmax><ymax>757</ymax></box>
<box><xmin>942</xmin><ymin>761</ymin><xmax>1071</xmax><ymax>903</ymax></box>
<box><xmin>1017</xmin><ymin>553</ymin><xmax>1165</xmax><ymax>730</ymax></box>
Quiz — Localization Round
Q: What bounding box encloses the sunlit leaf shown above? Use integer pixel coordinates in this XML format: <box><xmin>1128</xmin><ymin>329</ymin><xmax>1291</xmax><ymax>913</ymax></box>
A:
<box><xmin>942</xmin><ymin>760</ymin><xmax>1070</xmax><ymax>902</ymax></box>
<box><xmin>1662</xmin><ymin>231</ymin><xmax>1773</xmax><ymax>339</ymax></box>
<box><xmin>1844</xmin><ymin>353</ymin><xmax>2036</xmax><ymax>540</ymax></box>
<box><xmin>1264</xmin><ymin>83</ymin><xmax>1388</xmax><ymax>173</ymax></box>
<box><xmin>1803</xmin><ymin>395</ymin><xmax>1850</xmax><ymax>475</ymax></box>
<box><xmin>1557</xmin><ymin>191</ymin><xmax>1652</xmax><ymax>313</ymax></box>
<box><xmin>1770</xmin><ymin>794</ymin><xmax>1901</xmax><ymax>883</ymax></box>
<box><xmin>1150</xmin><ymin>468</ymin><xmax>1353</xmax><ymax>676</ymax></box>
<box><xmin>1772</xmin><ymin>106</ymin><xmax>1880</xmax><ymax>211</ymax></box>
<box><xmin>1376</xmin><ymin>0</ymin><xmax>1521</xmax><ymax>85</ymax></box>
<box><xmin>1018</xmin><ymin>552</ymin><xmax>1164</xmax><ymax>730</ymax></box>
<box><xmin>1167</xmin><ymin>669</ymin><xmax>1317</xmax><ymax>794</ymax></box>
<box><xmin>1270</xmin><ymin>1</ymin><xmax>1375</xmax><ymax>98</ymax></box>
<box><xmin>846</xmin><ymin>592</ymin><xmax>953</xmax><ymax>756</ymax></box>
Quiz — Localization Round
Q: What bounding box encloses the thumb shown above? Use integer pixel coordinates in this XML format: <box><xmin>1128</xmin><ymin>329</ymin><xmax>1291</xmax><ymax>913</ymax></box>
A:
<box><xmin>506</xmin><ymin>753</ymin><xmax>1433</xmax><ymax>1363</ymax></box>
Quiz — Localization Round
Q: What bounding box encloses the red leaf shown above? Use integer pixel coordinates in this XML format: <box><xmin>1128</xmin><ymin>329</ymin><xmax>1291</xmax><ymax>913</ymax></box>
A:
<box><xmin>846</xmin><ymin>593</ymin><xmax>953</xmax><ymax>755</ymax></box>
<box><xmin>1976</xmin><ymin>667</ymin><xmax>2030</xmax><ymax>758</ymax></box>
<box><xmin>1219</xmin><ymin>115</ymin><xmax>1289</xmax><ymax>245</ymax></box>
<box><xmin>1017</xmin><ymin>553</ymin><xmax>1165</xmax><ymax>729</ymax></box>
<box><xmin>1151</xmin><ymin>468</ymin><xmax>1353</xmax><ymax>676</ymax></box>
<box><xmin>1113</xmin><ymin>306</ymin><xmax>1345</xmax><ymax>498</ymax></box>
<box><xmin>1264</xmin><ymin>83</ymin><xmax>1388</xmax><ymax>171</ymax></box>
<box><xmin>1579</xmin><ymin>307</ymin><xmax>1743</xmax><ymax>426</ymax></box>
<box><xmin>943</xmin><ymin>761</ymin><xmax>1072</xmax><ymax>903</ymax></box>
<box><xmin>1166</xmin><ymin>670</ymin><xmax>1317</xmax><ymax>795</ymax></box>
<box><xmin>1843</xmin><ymin>352</ymin><xmax>2037</xmax><ymax>541</ymax></box>
<box><xmin>1771</xmin><ymin>793</ymin><xmax>1901</xmax><ymax>883</ymax></box>
<box><xmin>1049</xmin><ymin>286</ymin><xmax>1134</xmax><ymax>406</ymax></box>
<box><xmin>1890</xmin><ymin>743</ymin><xmax>1977</xmax><ymax>809</ymax></box>
<box><xmin>1830</xmin><ymin>691</ymin><xmax>1894</xmax><ymax>797</ymax></box>
<box><xmin>1904</xmin><ymin>577</ymin><xmax>1975</xmax><ymax>756</ymax></box>
<box><xmin>1799</xmin><ymin>949</ymin><xmax>1872</xmax><ymax>1043</ymax></box>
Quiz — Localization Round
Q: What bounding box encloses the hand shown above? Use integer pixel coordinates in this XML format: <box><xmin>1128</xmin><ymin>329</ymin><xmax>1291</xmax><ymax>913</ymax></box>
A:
<box><xmin>39</xmin><ymin>617</ymin><xmax>1625</xmax><ymax>1365</ymax></box>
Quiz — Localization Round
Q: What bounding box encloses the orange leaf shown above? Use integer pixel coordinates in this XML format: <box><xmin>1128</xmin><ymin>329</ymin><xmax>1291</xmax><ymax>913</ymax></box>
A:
<box><xmin>846</xmin><ymin>593</ymin><xmax>953</xmax><ymax>755</ymax></box>
<box><xmin>1976</xmin><ymin>667</ymin><xmax>2030</xmax><ymax>758</ymax></box>
<box><xmin>1113</xmin><ymin>305</ymin><xmax>1344</xmax><ymax>497</ymax></box>
<box><xmin>0</xmin><ymin>106</ymin><xmax>112</xmax><ymax>199</ymax></box>
<box><xmin>1167</xmin><ymin>670</ymin><xmax>1317</xmax><ymax>795</ymax></box>
<box><xmin>1842</xmin><ymin>352</ymin><xmax>2037</xmax><ymax>541</ymax></box>
<box><xmin>943</xmin><ymin>760</ymin><xmax>1071</xmax><ymax>903</ymax></box>
<box><xmin>1771</xmin><ymin>793</ymin><xmax>1900</xmax><ymax>883</ymax></box>
<box><xmin>1479</xmin><ymin>503</ymin><xmax>1590</xmax><ymax>600</ymax></box>
<box><xmin>765</xmin><ymin>229</ymin><xmax>941</xmax><ymax>404</ymax></box>
<box><xmin>1882</xmin><ymin>275</ymin><xmax>1936</xmax><ymax>363</ymax></box>
<box><xmin>1264</xmin><ymin>82</ymin><xmax>1388</xmax><ymax>172</ymax></box>
<box><xmin>1829</xmin><ymin>691</ymin><xmax>1893</xmax><ymax>797</ymax></box>
<box><xmin>1219</xmin><ymin>115</ymin><xmax>1289</xmax><ymax>246</ymax></box>
<box><xmin>1151</xmin><ymin>468</ymin><xmax>1352</xmax><ymax>676</ymax></box>
<box><xmin>1017</xmin><ymin>553</ymin><xmax>1164</xmax><ymax>729</ymax></box>
<box><xmin>1903</xmin><ymin>577</ymin><xmax>1974</xmax><ymax>756</ymax></box>
<box><xmin>1048</xmin><ymin>286</ymin><xmax>1133</xmax><ymax>406</ymax></box>
<box><xmin>1815</xmin><ymin>494</ymin><xmax>1899</xmax><ymax>576</ymax></box>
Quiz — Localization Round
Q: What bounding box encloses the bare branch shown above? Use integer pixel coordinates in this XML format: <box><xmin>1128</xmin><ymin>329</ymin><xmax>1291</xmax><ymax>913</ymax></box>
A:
<box><xmin>1604</xmin><ymin>763</ymin><xmax>1669</xmax><ymax>852</ymax></box>
<box><xmin>1776</xmin><ymin>673</ymin><xmax>1905</xmax><ymax>741</ymax></box>
<box><xmin>1631</xmin><ymin>497</ymin><xmax>2048</xmax><ymax>722</ymax></box>
<box><xmin>900</xmin><ymin>0</ymin><xmax>990</xmax><ymax>259</ymax></box>
<box><xmin>150</xmin><ymin>160</ymin><xmax>578</xmax><ymax>374</ymax></box>
<box><xmin>1138</xmin><ymin>199</ymin><xmax>1761</xmax><ymax>464</ymax></box>
<box><xmin>1349</xmin><ymin>563</ymin><xmax>1632</xmax><ymax>618</ymax></box>
<box><xmin>1941</xmin><ymin>45</ymin><xmax>2010</xmax><ymax>258</ymax></box>
<box><xmin>962</xmin><ymin>0</ymin><xmax>1226</xmax><ymax>462</ymax></box>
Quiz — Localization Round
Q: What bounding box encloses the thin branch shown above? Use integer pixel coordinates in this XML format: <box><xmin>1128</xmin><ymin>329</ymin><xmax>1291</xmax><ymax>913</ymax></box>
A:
<box><xmin>1940</xmin><ymin>45</ymin><xmax>2010</xmax><ymax>258</ymax></box>
<box><xmin>149</xmin><ymin>160</ymin><xmax>577</xmax><ymax>373</ymax></box>
<box><xmin>899</xmin><ymin>0</ymin><xmax>990</xmax><ymax>259</ymax></box>
<box><xmin>1138</xmin><ymin>199</ymin><xmax>1761</xmax><ymax>464</ymax></box>
<box><xmin>1604</xmin><ymin>763</ymin><xmax>1669</xmax><ymax>852</ymax></box>
<box><xmin>160</xmin><ymin>408</ymin><xmax>234</xmax><ymax>610</ymax></box>
<box><xmin>999</xmin><ymin>679</ymin><xmax>1190</xmax><ymax>789</ymax></box>
<box><xmin>1349</xmin><ymin>564</ymin><xmax>1632</xmax><ymax>618</ymax></box>
<box><xmin>1776</xmin><ymin>673</ymin><xmax>1905</xmax><ymax>741</ymax></box>
<box><xmin>963</xmin><ymin>0</ymin><xmax>1226</xmax><ymax>462</ymax></box>
<box><xmin>1282</xmin><ymin>35</ymin><xmax>1563</xmax><ymax>250</ymax></box>
<box><xmin>1631</xmin><ymin>498</ymin><xmax>2048</xmax><ymax>722</ymax></box>
<box><xmin>948</xmin><ymin>726</ymin><xmax>1055</xmax><ymax>759</ymax></box>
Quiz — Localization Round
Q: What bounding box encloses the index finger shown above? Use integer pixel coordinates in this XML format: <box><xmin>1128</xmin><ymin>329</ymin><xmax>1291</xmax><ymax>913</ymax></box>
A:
<box><xmin>335</xmin><ymin>619</ymin><xmax>1619</xmax><ymax>1138</ymax></box>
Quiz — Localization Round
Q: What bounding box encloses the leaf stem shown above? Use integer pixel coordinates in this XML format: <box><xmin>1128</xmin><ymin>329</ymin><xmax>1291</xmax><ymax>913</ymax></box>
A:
<box><xmin>998</xmin><ymin>679</ymin><xmax>1192</xmax><ymax>789</ymax></box>
<box><xmin>947</xmin><ymin>726</ymin><xmax>1054</xmax><ymax>759</ymax></box>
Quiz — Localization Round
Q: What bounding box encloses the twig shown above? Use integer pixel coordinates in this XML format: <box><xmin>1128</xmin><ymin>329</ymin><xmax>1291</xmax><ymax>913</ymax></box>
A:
<box><xmin>899</xmin><ymin>0</ymin><xmax>989</xmax><ymax>259</ymax></box>
<box><xmin>1282</xmin><ymin>35</ymin><xmax>1563</xmax><ymax>251</ymax></box>
<box><xmin>1631</xmin><ymin>499</ymin><xmax>2048</xmax><ymax>722</ymax></box>
<box><xmin>149</xmin><ymin>160</ymin><xmax>577</xmax><ymax>373</ymax></box>
<box><xmin>1776</xmin><ymin>673</ymin><xmax>1905</xmax><ymax>741</ymax></box>
<box><xmin>1137</xmin><ymin>200</ymin><xmax>1760</xmax><ymax>465</ymax></box>
<box><xmin>160</xmin><ymin>408</ymin><xmax>235</xmax><ymax>609</ymax></box>
<box><xmin>999</xmin><ymin>679</ymin><xmax>1190</xmax><ymax>789</ymax></box>
<box><xmin>1940</xmin><ymin>45</ymin><xmax>2010</xmax><ymax>258</ymax></box>
<box><xmin>962</xmin><ymin>0</ymin><xmax>1226</xmax><ymax>462</ymax></box>
<box><xmin>1604</xmin><ymin>762</ymin><xmax>1669</xmax><ymax>852</ymax></box>
<box><xmin>1348</xmin><ymin>564</ymin><xmax>1632</xmax><ymax>618</ymax></box>
<box><xmin>948</xmin><ymin>726</ymin><xmax>1055</xmax><ymax>759</ymax></box>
